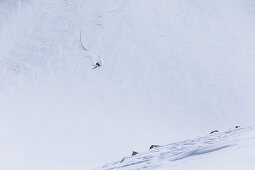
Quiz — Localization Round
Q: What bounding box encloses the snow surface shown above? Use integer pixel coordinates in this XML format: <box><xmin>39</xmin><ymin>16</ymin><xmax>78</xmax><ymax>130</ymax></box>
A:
<box><xmin>94</xmin><ymin>125</ymin><xmax>255</xmax><ymax>170</ymax></box>
<box><xmin>0</xmin><ymin>0</ymin><xmax>255</xmax><ymax>169</ymax></box>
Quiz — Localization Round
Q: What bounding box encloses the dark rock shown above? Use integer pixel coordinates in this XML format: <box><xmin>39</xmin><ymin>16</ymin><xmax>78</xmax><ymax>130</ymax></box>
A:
<box><xmin>120</xmin><ymin>157</ymin><xmax>126</xmax><ymax>163</ymax></box>
<box><xmin>149</xmin><ymin>145</ymin><xmax>160</xmax><ymax>150</ymax></box>
<box><xmin>210</xmin><ymin>130</ymin><xmax>219</xmax><ymax>134</ymax></box>
<box><xmin>235</xmin><ymin>126</ymin><xmax>240</xmax><ymax>128</ymax></box>
<box><xmin>132</xmin><ymin>151</ymin><xmax>139</xmax><ymax>156</ymax></box>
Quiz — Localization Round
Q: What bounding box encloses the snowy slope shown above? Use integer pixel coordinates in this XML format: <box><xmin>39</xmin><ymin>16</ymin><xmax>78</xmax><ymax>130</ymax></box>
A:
<box><xmin>0</xmin><ymin>0</ymin><xmax>255</xmax><ymax>169</ymax></box>
<box><xmin>94</xmin><ymin>125</ymin><xmax>255</xmax><ymax>170</ymax></box>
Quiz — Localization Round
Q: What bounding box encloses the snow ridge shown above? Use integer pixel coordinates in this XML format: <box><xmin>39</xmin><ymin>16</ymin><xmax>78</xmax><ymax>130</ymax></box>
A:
<box><xmin>95</xmin><ymin>125</ymin><xmax>255</xmax><ymax>170</ymax></box>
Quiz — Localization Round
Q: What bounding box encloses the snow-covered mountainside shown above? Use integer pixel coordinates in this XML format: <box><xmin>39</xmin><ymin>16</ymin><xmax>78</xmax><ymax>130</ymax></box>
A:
<box><xmin>95</xmin><ymin>125</ymin><xmax>255</xmax><ymax>170</ymax></box>
<box><xmin>0</xmin><ymin>0</ymin><xmax>255</xmax><ymax>169</ymax></box>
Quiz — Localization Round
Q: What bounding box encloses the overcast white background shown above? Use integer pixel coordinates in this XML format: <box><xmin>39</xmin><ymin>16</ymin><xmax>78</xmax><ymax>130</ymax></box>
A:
<box><xmin>0</xmin><ymin>0</ymin><xmax>255</xmax><ymax>169</ymax></box>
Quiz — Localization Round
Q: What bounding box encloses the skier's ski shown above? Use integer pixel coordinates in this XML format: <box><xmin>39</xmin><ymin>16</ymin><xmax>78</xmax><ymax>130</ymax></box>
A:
<box><xmin>92</xmin><ymin>65</ymin><xmax>101</xmax><ymax>69</ymax></box>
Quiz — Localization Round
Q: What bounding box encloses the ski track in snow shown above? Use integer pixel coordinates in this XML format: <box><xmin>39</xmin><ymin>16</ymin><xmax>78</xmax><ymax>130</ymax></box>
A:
<box><xmin>95</xmin><ymin>125</ymin><xmax>255</xmax><ymax>170</ymax></box>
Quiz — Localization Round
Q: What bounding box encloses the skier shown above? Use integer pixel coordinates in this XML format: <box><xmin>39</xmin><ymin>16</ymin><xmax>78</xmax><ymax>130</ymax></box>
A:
<box><xmin>96</xmin><ymin>62</ymin><xmax>101</xmax><ymax>67</ymax></box>
<box><xmin>92</xmin><ymin>61</ymin><xmax>102</xmax><ymax>69</ymax></box>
